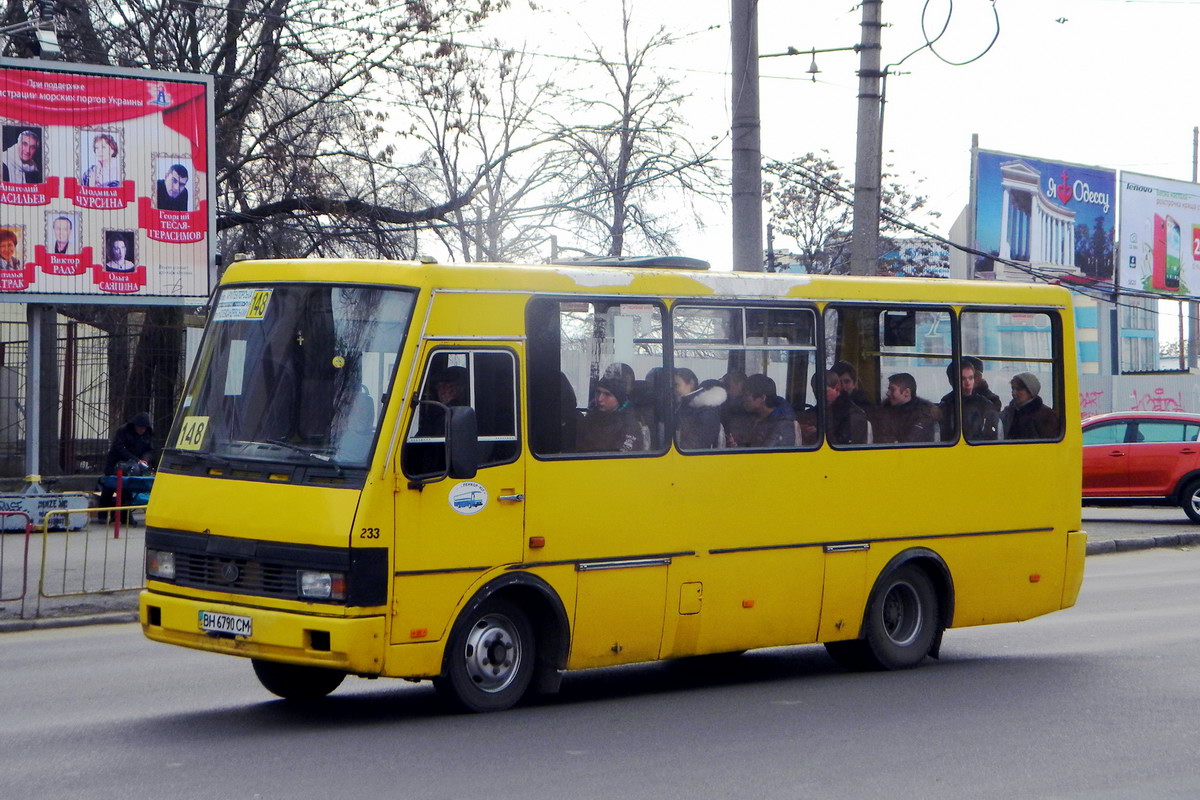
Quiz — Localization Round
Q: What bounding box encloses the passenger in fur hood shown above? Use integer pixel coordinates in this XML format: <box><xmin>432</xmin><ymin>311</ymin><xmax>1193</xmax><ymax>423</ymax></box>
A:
<box><xmin>674</xmin><ymin>370</ymin><xmax>727</xmax><ymax>450</ymax></box>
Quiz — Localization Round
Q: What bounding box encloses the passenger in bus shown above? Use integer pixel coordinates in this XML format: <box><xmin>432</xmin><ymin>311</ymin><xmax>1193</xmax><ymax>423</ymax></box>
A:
<box><xmin>334</xmin><ymin>385</ymin><xmax>376</xmax><ymax>462</ymax></box>
<box><xmin>796</xmin><ymin>373</ymin><xmax>828</xmax><ymax>446</ymax></box>
<box><xmin>1001</xmin><ymin>373</ymin><xmax>1058</xmax><ymax>440</ymax></box>
<box><xmin>603</xmin><ymin>362</ymin><xmax>635</xmax><ymax>396</ymax></box>
<box><xmin>631</xmin><ymin>367</ymin><xmax>666</xmax><ymax>447</ymax></box>
<box><xmin>720</xmin><ymin>370</ymin><xmax>754</xmax><ymax>447</ymax></box>
<box><xmin>876</xmin><ymin>372</ymin><xmax>937</xmax><ymax>443</ymax></box>
<box><xmin>738</xmin><ymin>373</ymin><xmax>796</xmax><ymax>448</ymax></box>
<box><xmin>577</xmin><ymin>378</ymin><xmax>644</xmax><ymax>452</ymax></box>
<box><xmin>674</xmin><ymin>368</ymin><xmax>726</xmax><ymax>450</ymax></box>
<box><xmin>828</xmin><ymin>370</ymin><xmax>869</xmax><ymax>445</ymax></box>
<box><xmin>557</xmin><ymin>372</ymin><xmax>583</xmax><ymax>453</ymax></box>
<box><xmin>416</xmin><ymin>365</ymin><xmax>469</xmax><ymax>437</ymax></box>
<box><xmin>968</xmin><ymin>356</ymin><xmax>1003</xmax><ymax>413</ymax></box>
<box><xmin>831</xmin><ymin>361</ymin><xmax>874</xmax><ymax>408</ymax></box>
<box><xmin>937</xmin><ymin>359</ymin><xmax>999</xmax><ymax>442</ymax></box>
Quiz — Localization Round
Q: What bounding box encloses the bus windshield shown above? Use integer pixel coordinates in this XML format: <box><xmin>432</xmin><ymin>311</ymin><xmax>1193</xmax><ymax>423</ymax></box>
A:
<box><xmin>167</xmin><ymin>284</ymin><xmax>414</xmax><ymax>468</ymax></box>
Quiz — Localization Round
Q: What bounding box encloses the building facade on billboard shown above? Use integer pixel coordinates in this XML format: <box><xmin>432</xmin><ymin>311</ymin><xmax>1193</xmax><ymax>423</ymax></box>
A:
<box><xmin>1119</xmin><ymin>171</ymin><xmax>1200</xmax><ymax>297</ymax></box>
<box><xmin>0</xmin><ymin>58</ymin><xmax>214</xmax><ymax>305</ymax></box>
<box><xmin>973</xmin><ymin>149</ymin><xmax>1115</xmax><ymax>285</ymax></box>
<box><xmin>966</xmin><ymin>145</ymin><xmax>1172</xmax><ymax>416</ymax></box>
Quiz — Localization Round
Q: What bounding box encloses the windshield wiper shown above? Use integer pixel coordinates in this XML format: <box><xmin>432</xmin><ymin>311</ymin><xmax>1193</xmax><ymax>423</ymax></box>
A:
<box><xmin>266</xmin><ymin>439</ymin><xmax>343</xmax><ymax>470</ymax></box>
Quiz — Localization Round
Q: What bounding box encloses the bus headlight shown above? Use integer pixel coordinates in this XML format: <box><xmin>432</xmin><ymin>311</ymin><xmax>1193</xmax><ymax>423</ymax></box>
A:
<box><xmin>146</xmin><ymin>549</ymin><xmax>175</xmax><ymax>580</ymax></box>
<box><xmin>299</xmin><ymin>570</ymin><xmax>346</xmax><ymax>601</ymax></box>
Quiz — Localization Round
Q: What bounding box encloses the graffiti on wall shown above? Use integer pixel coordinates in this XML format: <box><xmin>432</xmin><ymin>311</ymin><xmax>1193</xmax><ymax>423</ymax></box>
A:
<box><xmin>1128</xmin><ymin>387</ymin><xmax>1186</xmax><ymax>413</ymax></box>
<box><xmin>1079</xmin><ymin>390</ymin><xmax>1107</xmax><ymax>419</ymax></box>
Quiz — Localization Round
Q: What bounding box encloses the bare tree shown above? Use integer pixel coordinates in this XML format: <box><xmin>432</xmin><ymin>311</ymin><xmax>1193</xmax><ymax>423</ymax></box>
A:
<box><xmin>547</xmin><ymin>0</ymin><xmax>721</xmax><ymax>257</ymax></box>
<box><xmin>402</xmin><ymin>44</ymin><xmax>567</xmax><ymax>262</ymax></box>
<box><xmin>764</xmin><ymin>151</ymin><xmax>938</xmax><ymax>274</ymax></box>
<box><xmin>0</xmin><ymin>0</ymin><xmax>502</xmax><ymax>463</ymax></box>
<box><xmin>2</xmin><ymin>0</ymin><xmax>504</xmax><ymax>258</ymax></box>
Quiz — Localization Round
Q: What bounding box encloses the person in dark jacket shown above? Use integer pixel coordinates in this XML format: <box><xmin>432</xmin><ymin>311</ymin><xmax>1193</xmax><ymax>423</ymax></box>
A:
<box><xmin>99</xmin><ymin>412</ymin><xmax>154</xmax><ymax>520</ymax></box>
<box><xmin>576</xmin><ymin>378</ymin><xmax>644</xmax><ymax>453</ymax></box>
<box><xmin>831</xmin><ymin>360</ymin><xmax>874</xmax><ymax>408</ymax></box>
<box><xmin>1001</xmin><ymin>372</ymin><xmax>1059</xmax><ymax>440</ymax></box>
<box><xmin>740</xmin><ymin>373</ymin><xmax>796</xmax><ymax>448</ymax></box>
<box><xmin>674</xmin><ymin>370</ymin><xmax>726</xmax><ymax>450</ymax></box>
<box><xmin>968</xmin><ymin>356</ymin><xmax>1003</xmax><ymax>413</ymax></box>
<box><xmin>876</xmin><ymin>372</ymin><xmax>937</xmax><ymax>443</ymax></box>
<box><xmin>937</xmin><ymin>360</ymin><xmax>999</xmax><ymax>442</ymax></box>
<box><xmin>720</xmin><ymin>369</ymin><xmax>754</xmax><ymax>447</ymax></box>
<box><xmin>827</xmin><ymin>371</ymin><xmax>870</xmax><ymax>445</ymax></box>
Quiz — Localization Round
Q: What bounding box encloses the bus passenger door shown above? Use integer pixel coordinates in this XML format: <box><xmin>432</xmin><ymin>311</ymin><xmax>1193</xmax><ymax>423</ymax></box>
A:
<box><xmin>392</xmin><ymin>348</ymin><xmax>525</xmax><ymax>645</ymax></box>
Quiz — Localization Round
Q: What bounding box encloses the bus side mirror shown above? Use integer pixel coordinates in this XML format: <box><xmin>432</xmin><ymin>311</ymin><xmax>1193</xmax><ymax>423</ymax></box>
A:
<box><xmin>446</xmin><ymin>405</ymin><xmax>479</xmax><ymax>480</ymax></box>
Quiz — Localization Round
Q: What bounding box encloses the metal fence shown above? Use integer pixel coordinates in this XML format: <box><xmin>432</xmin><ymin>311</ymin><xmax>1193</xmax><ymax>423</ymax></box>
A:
<box><xmin>0</xmin><ymin>313</ymin><xmax>189</xmax><ymax>479</ymax></box>
<box><xmin>0</xmin><ymin>507</ymin><xmax>146</xmax><ymax>622</ymax></box>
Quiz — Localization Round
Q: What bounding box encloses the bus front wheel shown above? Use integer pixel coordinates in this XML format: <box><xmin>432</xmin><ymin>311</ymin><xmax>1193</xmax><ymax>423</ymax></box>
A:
<box><xmin>825</xmin><ymin>564</ymin><xmax>939</xmax><ymax>671</ymax></box>
<box><xmin>435</xmin><ymin>598</ymin><xmax>535</xmax><ymax>713</ymax></box>
<box><xmin>251</xmin><ymin>659</ymin><xmax>346</xmax><ymax>701</ymax></box>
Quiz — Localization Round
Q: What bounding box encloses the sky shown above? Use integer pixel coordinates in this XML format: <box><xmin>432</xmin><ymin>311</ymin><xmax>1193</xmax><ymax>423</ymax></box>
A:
<box><xmin>474</xmin><ymin>0</ymin><xmax>1200</xmax><ymax>335</ymax></box>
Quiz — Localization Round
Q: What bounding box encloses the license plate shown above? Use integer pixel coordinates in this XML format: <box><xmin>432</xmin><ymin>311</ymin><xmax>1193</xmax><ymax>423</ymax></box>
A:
<box><xmin>198</xmin><ymin>610</ymin><xmax>252</xmax><ymax>637</ymax></box>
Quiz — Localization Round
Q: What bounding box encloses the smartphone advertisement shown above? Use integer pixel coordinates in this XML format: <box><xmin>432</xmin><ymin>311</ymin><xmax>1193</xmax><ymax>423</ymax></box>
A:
<box><xmin>0</xmin><ymin>58</ymin><xmax>214</xmax><ymax>304</ymax></box>
<box><xmin>1120</xmin><ymin>172</ymin><xmax>1200</xmax><ymax>295</ymax></box>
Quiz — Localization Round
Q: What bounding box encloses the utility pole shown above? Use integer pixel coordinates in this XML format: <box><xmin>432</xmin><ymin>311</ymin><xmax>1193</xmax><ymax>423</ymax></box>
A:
<box><xmin>850</xmin><ymin>0</ymin><xmax>884</xmax><ymax>276</ymax></box>
<box><xmin>730</xmin><ymin>0</ymin><xmax>763</xmax><ymax>272</ymax></box>
<box><xmin>1191</xmin><ymin>126</ymin><xmax>1199</xmax><ymax>370</ymax></box>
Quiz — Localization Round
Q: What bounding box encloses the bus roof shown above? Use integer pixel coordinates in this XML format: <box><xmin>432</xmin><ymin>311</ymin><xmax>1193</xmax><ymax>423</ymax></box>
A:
<box><xmin>220</xmin><ymin>258</ymin><xmax>1072</xmax><ymax>307</ymax></box>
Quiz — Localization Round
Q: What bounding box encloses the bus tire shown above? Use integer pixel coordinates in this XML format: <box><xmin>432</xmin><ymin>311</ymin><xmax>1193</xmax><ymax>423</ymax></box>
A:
<box><xmin>435</xmin><ymin>598</ymin><xmax>535</xmax><ymax>712</ymax></box>
<box><xmin>1180</xmin><ymin>477</ymin><xmax>1200</xmax><ymax>523</ymax></box>
<box><xmin>824</xmin><ymin>564</ymin><xmax>939</xmax><ymax>671</ymax></box>
<box><xmin>251</xmin><ymin>659</ymin><xmax>345</xmax><ymax>701</ymax></box>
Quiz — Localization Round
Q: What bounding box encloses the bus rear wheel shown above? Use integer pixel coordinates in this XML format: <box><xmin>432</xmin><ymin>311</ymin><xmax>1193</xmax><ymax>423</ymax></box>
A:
<box><xmin>435</xmin><ymin>598</ymin><xmax>535</xmax><ymax>713</ymax></box>
<box><xmin>825</xmin><ymin>564</ymin><xmax>939</xmax><ymax>671</ymax></box>
<box><xmin>251</xmin><ymin>659</ymin><xmax>346</xmax><ymax>701</ymax></box>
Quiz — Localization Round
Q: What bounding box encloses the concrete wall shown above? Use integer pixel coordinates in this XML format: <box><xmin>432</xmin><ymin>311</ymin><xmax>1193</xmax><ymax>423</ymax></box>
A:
<box><xmin>1079</xmin><ymin>371</ymin><xmax>1200</xmax><ymax>418</ymax></box>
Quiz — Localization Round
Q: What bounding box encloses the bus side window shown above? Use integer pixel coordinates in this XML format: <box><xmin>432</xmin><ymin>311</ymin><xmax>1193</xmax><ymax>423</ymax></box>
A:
<box><xmin>673</xmin><ymin>304</ymin><xmax>817</xmax><ymax>451</ymax></box>
<box><xmin>527</xmin><ymin>296</ymin><xmax>667</xmax><ymax>457</ymax></box>
<box><xmin>401</xmin><ymin>350</ymin><xmax>519</xmax><ymax>478</ymax></box>
<box><xmin>825</xmin><ymin>305</ymin><xmax>953</xmax><ymax>447</ymax></box>
<box><xmin>961</xmin><ymin>310</ymin><xmax>1062</xmax><ymax>443</ymax></box>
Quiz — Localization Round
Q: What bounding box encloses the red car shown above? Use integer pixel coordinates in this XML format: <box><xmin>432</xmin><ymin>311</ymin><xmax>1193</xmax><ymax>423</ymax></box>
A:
<box><xmin>1082</xmin><ymin>411</ymin><xmax>1200</xmax><ymax>522</ymax></box>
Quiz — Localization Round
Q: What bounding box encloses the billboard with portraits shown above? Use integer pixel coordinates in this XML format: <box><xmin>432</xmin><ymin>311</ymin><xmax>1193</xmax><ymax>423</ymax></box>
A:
<box><xmin>0</xmin><ymin>58</ymin><xmax>214</xmax><ymax>304</ymax></box>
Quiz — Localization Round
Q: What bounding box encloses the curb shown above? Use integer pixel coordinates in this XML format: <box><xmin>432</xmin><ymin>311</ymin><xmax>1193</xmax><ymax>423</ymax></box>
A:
<box><xmin>0</xmin><ymin>610</ymin><xmax>137</xmax><ymax>634</ymax></box>
<box><xmin>1085</xmin><ymin>532</ymin><xmax>1200</xmax><ymax>556</ymax></box>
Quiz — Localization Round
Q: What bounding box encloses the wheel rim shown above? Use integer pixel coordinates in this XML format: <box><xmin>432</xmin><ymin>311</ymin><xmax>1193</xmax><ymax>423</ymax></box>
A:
<box><xmin>462</xmin><ymin>613</ymin><xmax>522</xmax><ymax>694</ymax></box>
<box><xmin>1190</xmin><ymin>488</ymin><xmax>1200</xmax><ymax>515</ymax></box>
<box><xmin>880</xmin><ymin>580</ymin><xmax>923</xmax><ymax>647</ymax></box>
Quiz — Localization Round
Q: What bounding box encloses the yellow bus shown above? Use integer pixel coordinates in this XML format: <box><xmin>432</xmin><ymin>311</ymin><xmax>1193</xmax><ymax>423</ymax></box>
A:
<box><xmin>140</xmin><ymin>257</ymin><xmax>1085</xmax><ymax>711</ymax></box>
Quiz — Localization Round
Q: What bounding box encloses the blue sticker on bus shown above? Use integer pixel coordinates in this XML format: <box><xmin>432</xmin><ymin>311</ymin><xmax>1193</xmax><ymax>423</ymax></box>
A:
<box><xmin>448</xmin><ymin>481</ymin><xmax>487</xmax><ymax>515</ymax></box>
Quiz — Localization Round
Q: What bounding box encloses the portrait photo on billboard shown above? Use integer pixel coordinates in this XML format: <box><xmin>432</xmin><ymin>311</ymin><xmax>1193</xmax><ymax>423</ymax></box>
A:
<box><xmin>80</xmin><ymin>130</ymin><xmax>124</xmax><ymax>188</ymax></box>
<box><xmin>1119</xmin><ymin>172</ymin><xmax>1200</xmax><ymax>296</ymax></box>
<box><xmin>103</xmin><ymin>229</ymin><xmax>136</xmax><ymax>273</ymax></box>
<box><xmin>1</xmin><ymin>125</ymin><xmax>44</xmax><ymax>184</ymax></box>
<box><xmin>972</xmin><ymin>149</ymin><xmax>1115</xmax><ymax>282</ymax></box>
<box><xmin>0</xmin><ymin>225</ymin><xmax>25</xmax><ymax>269</ymax></box>
<box><xmin>46</xmin><ymin>211</ymin><xmax>80</xmax><ymax>254</ymax></box>
<box><xmin>153</xmin><ymin>156</ymin><xmax>192</xmax><ymax>212</ymax></box>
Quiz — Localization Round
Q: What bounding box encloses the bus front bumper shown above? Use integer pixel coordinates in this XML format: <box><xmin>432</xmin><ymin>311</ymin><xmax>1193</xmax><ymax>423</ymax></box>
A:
<box><xmin>139</xmin><ymin>589</ymin><xmax>385</xmax><ymax>675</ymax></box>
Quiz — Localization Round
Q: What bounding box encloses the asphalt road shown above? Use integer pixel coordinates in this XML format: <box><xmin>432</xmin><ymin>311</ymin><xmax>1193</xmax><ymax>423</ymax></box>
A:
<box><xmin>1</xmin><ymin>547</ymin><xmax>1197</xmax><ymax>800</ymax></box>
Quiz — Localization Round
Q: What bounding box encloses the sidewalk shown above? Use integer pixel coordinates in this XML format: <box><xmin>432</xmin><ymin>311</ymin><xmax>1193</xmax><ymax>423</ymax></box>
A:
<box><xmin>1081</xmin><ymin>506</ymin><xmax>1200</xmax><ymax>555</ymax></box>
